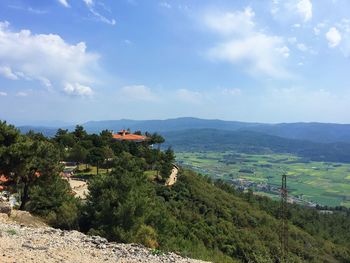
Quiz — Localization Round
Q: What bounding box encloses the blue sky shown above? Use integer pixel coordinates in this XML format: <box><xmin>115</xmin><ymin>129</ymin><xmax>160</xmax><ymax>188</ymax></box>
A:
<box><xmin>0</xmin><ymin>0</ymin><xmax>350</xmax><ymax>125</ymax></box>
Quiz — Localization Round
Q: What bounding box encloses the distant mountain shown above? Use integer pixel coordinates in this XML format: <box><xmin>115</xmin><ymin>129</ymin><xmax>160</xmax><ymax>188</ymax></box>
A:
<box><xmin>17</xmin><ymin>117</ymin><xmax>350</xmax><ymax>144</ymax></box>
<box><xmin>162</xmin><ymin>129</ymin><xmax>350</xmax><ymax>163</ymax></box>
<box><xmin>18</xmin><ymin>126</ymin><xmax>59</xmax><ymax>137</ymax></box>
<box><xmin>243</xmin><ymin>122</ymin><xmax>350</xmax><ymax>143</ymax></box>
<box><xmin>81</xmin><ymin>117</ymin><xmax>258</xmax><ymax>134</ymax></box>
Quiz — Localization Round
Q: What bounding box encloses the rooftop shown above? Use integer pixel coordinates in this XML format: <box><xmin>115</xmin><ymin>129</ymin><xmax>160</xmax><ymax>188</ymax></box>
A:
<box><xmin>113</xmin><ymin>130</ymin><xmax>147</xmax><ymax>141</ymax></box>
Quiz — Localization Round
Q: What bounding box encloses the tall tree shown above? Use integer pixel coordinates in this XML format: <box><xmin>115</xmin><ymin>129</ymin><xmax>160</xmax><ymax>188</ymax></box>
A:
<box><xmin>83</xmin><ymin>155</ymin><xmax>159</xmax><ymax>245</ymax></box>
<box><xmin>87</xmin><ymin>147</ymin><xmax>106</xmax><ymax>175</ymax></box>
<box><xmin>73</xmin><ymin>125</ymin><xmax>87</xmax><ymax>140</ymax></box>
<box><xmin>68</xmin><ymin>144</ymin><xmax>88</xmax><ymax>165</ymax></box>
<box><xmin>1</xmin><ymin>122</ymin><xmax>62</xmax><ymax>209</ymax></box>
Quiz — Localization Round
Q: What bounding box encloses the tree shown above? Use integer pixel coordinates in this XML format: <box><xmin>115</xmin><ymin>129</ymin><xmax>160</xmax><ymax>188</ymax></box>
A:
<box><xmin>87</xmin><ymin>147</ymin><xmax>106</xmax><ymax>175</ymax></box>
<box><xmin>25</xmin><ymin>173</ymin><xmax>80</xmax><ymax>229</ymax></box>
<box><xmin>83</xmin><ymin>155</ymin><xmax>159</xmax><ymax>244</ymax></box>
<box><xmin>68</xmin><ymin>144</ymin><xmax>88</xmax><ymax>165</ymax></box>
<box><xmin>73</xmin><ymin>125</ymin><xmax>87</xmax><ymax>140</ymax></box>
<box><xmin>160</xmin><ymin>147</ymin><xmax>175</xmax><ymax>180</ymax></box>
<box><xmin>54</xmin><ymin>129</ymin><xmax>76</xmax><ymax>148</ymax></box>
<box><xmin>14</xmin><ymin>140</ymin><xmax>62</xmax><ymax>210</ymax></box>
<box><xmin>0</xmin><ymin>122</ymin><xmax>62</xmax><ymax>210</ymax></box>
<box><xmin>149</xmin><ymin>133</ymin><xmax>165</xmax><ymax>150</ymax></box>
<box><xmin>100</xmin><ymin>130</ymin><xmax>113</xmax><ymax>145</ymax></box>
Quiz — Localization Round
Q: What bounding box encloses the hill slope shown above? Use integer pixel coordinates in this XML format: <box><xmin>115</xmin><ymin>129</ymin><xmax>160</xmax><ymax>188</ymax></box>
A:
<box><xmin>154</xmin><ymin>169</ymin><xmax>350</xmax><ymax>262</ymax></box>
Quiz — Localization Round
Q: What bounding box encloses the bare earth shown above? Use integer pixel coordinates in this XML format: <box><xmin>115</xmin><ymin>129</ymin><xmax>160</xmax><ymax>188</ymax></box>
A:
<box><xmin>0</xmin><ymin>213</ymin><xmax>210</xmax><ymax>263</ymax></box>
<box><xmin>165</xmin><ymin>166</ymin><xmax>179</xmax><ymax>186</ymax></box>
<box><xmin>68</xmin><ymin>179</ymin><xmax>89</xmax><ymax>199</ymax></box>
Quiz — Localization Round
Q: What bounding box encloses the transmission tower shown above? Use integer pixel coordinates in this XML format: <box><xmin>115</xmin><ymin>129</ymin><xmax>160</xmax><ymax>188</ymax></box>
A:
<box><xmin>280</xmin><ymin>173</ymin><xmax>288</xmax><ymax>262</ymax></box>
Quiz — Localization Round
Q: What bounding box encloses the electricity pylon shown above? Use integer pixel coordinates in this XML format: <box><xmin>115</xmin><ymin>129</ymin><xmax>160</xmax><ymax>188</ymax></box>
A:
<box><xmin>280</xmin><ymin>173</ymin><xmax>288</xmax><ymax>262</ymax></box>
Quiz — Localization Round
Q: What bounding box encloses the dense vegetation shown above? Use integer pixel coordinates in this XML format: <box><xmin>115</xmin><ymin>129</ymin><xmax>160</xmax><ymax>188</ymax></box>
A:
<box><xmin>1</xmin><ymin>121</ymin><xmax>350</xmax><ymax>262</ymax></box>
<box><xmin>163</xmin><ymin>129</ymin><xmax>350</xmax><ymax>163</ymax></box>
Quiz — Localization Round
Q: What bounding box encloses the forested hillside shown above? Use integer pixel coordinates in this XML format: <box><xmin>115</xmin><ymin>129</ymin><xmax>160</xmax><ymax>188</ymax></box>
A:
<box><xmin>1</xmin><ymin>121</ymin><xmax>350</xmax><ymax>262</ymax></box>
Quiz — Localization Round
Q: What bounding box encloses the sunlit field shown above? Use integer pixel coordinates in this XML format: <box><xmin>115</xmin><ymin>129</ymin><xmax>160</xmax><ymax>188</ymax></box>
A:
<box><xmin>176</xmin><ymin>151</ymin><xmax>350</xmax><ymax>207</ymax></box>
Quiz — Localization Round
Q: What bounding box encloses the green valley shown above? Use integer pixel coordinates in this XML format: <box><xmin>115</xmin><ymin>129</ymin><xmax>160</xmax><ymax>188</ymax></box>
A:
<box><xmin>176</xmin><ymin>151</ymin><xmax>350</xmax><ymax>207</ymax></box>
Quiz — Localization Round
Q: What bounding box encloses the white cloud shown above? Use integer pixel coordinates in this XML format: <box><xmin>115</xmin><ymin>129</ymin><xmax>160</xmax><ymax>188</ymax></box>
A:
<box><xmin>58</xmin><ymin>0</ymin><xmax>70</xmax><ymax>8</ymax></box>
<box><xmin>0</xmin><ymin>91</ymin><xmax>7</xmax><ymax>96</ymax></box>
<box><xmin>58</xmin><ymin>0</ymin><xmax>116</xmax><ymax>25</ymax></box>
<box><xmin>120</xmin><ymin>85</ymin><xmax>157</xmax><ymax>101</ymax></box>
<box><xmin>324</xmin><ymin>20</ymin><xmax>350</xmax><ymax>56</ymax></box>
<box><xmin>204</xmin><ymin>7</ymin><xmax>291</xmax><ymax>78</ymax></box>
<box><xmin>326</xmin><ymin>27</ymin><xmax>342</xmax><ymax>48</ymax></box>
<box><xmin>203</xmin><ymin>7</ymin><xmax>255</xmax><ymax>36</ymax></box>
<box><xmin>0</xmin><ymin>66</ymin><xmax>18</xmax><ymax>80</ymax></box>
<box><xmin>83</xmin><ymin>0</ymin><xmax>116</xmax><ymax>25</ymax></box>
<box><xmin>272</xmin><ymin>0</ymin><xmax>312</xmax><ymax>23</ymax></box>
<box><xmin>175</xmin><ymin>89</ymin><xmax>202</xmax><ymax>104</ymax></box>
<box><xmin>296</xmin><ymin>0</ymin><xmax>312</xmax><ymax>22</ymax></box>
<box><xmin>276</xmin><ymin>45</ymin><xmax>290</xmax><ymax>58</ymax></box>
<box><xmin>83</xmin><ymin>0</ymin><xmax>93</xmax><ymax>5</ymax></box>
<box><xmin>0</xmin><ymin>21</ymin><xmax>99</xmax><ymax>96</ymax></box>
<box><xmin>64</xmin><ymin>83</ymin><xmax>93</xmax><ymax>97</ymax></box>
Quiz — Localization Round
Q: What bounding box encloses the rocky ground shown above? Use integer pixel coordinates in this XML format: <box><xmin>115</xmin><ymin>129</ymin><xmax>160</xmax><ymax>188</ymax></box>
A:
<box><xmin>0</xmin><ymin>212</ymin><xmax>209</xmax><ymax>263</ymax></box>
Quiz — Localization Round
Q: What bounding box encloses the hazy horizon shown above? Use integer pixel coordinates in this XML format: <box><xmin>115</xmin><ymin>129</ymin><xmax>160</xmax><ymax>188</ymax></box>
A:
<box><xmin>5</xmin><ymin>116</ymin><xmax>350</xmax><ymax>128</ymax></box>
<box><xmin>1</xmin><ymin>0</ymin><xmax>350</xmax><ymax>123</ymax></box>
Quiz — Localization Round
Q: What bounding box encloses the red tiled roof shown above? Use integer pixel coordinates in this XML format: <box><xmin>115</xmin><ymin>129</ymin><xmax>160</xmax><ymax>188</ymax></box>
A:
<box><xmin>113</xmin><ymin>133</ymin><xmax>147</xmax><ymax>141</ymax></box>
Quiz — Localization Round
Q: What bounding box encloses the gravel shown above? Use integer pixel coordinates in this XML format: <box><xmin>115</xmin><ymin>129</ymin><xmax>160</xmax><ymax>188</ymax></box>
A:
<box><xmin>0</xmin><ymin>215</ymin><xmax>210</xmax><ymax>263</ymax></box>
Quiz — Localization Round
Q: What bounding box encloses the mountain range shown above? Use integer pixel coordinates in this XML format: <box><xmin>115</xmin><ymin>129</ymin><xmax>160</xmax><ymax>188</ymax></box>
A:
<box><xmin>16</xmin><ymin>117</ymin><xmax>350</xmax><ymax>144</ymax></box>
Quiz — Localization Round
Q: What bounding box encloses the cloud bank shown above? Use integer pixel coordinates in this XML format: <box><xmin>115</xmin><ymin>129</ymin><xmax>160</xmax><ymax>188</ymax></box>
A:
<box><xmin>203</xmin><ymin>7</ymin><xmax>292</xmax><ymax>78</ymax></box>
<box><xmin>0</xmin><ymin>21</ymin><xmax>99</xmax><ymax>96</ymax></box>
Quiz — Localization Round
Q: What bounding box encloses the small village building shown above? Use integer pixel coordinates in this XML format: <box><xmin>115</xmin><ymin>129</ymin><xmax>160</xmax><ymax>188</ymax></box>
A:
<box><xmin>112</xmin><ymin>129</ymin><xmax>147</xmax><ymax>142</ymax></box>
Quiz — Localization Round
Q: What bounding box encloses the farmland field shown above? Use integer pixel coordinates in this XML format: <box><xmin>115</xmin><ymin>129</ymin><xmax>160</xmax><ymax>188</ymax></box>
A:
<box><xmin>176</xmin><ymin>151</ymin><xmax>350</xmax><ymax>207</ymax></box>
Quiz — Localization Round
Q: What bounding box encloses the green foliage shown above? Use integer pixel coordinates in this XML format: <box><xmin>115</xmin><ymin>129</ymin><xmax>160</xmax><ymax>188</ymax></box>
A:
<box><xmin>4</xmin><ymin>120</ymin><xmax>350</xmax><ymax>262</ymax></box>
<box><xmin>160</xmin><ymin>147</ymin><xmax>174</xmax><ymax>180</ymax></box>
<box><xmin>155</xmin><ymin>170</ymin><xmax>350</xmax><ymax>262</ymax></box>
<box><xmin>25</xmin><ymin>173</ymin><xmax>80</xmax><ymax>229</ymax></box>
<box><xmin>67</xmin><ymin>144</ymin><xmax>88</xmax><ymax>163</ymax></box>
<box><xmin>82</xmin><ymin>155</ymin><xmax>160</xmax><ymax>245</ymax></box>
<box><xmin>1</xmin><ymin>121</ymin><xmax>79</xmax><ymax>229</ymax></box>
<box><xmin>134</xmin><ymin>224</ymin><xmax>159</xmax><ymax>249</ymax></box>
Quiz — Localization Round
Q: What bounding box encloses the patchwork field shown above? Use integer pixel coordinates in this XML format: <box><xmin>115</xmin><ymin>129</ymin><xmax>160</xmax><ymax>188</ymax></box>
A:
<box><xmin>176</xmin><ymin>151</ymin><xmax>350</xmax><ymax>207</ymax></box>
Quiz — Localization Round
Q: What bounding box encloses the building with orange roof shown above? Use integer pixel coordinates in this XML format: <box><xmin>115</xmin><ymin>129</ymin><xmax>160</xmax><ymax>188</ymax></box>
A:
<box><xmin>112</xmin><ymin>129</ymin><xmax>147</xmax><ymax>142</ymax></box>
<box><xmin>0</xmin><ymin>174</ymin><xmax>9</xmax><ymax>191</ymax></box>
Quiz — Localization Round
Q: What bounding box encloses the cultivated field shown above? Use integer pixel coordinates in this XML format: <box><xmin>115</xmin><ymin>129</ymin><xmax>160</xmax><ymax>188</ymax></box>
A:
<box><xmin>176</xmin><ymin>151</ymin><xmax>350</xmax><ymax>207</ymax></box>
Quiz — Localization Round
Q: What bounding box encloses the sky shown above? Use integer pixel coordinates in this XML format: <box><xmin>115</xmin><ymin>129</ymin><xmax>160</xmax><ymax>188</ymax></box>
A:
<box><xmin>0</xmin><ymin>0</ymin><xmax>350</xmax><ymax>125</ymax></box>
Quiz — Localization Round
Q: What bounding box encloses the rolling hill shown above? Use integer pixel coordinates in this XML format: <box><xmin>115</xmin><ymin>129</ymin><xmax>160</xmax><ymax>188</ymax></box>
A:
<box><xmin>17</xmin><ymin>117</ymin><xmax>350</xmax><ymax>144</ymax></box>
